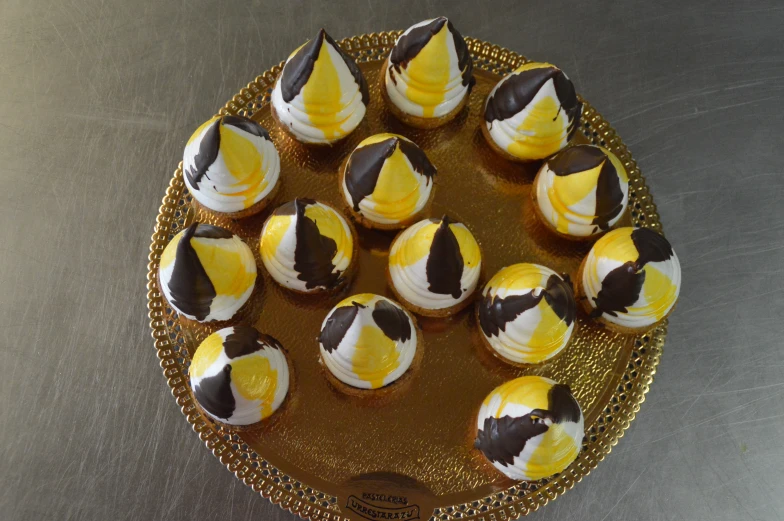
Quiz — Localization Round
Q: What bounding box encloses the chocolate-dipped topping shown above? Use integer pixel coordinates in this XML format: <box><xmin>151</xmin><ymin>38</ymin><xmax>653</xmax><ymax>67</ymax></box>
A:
<box><xmin>425</xmin><ymin>216</ymin><xmax>464</xmax><ymax>299</ymax></box>
<box><xmin>194</xmin><ymin>364</ymin><xmax>235</xmax><ymax>420</ymax></box>
<box><xmin>185</xmin><ymin>119</ymin><xmax>221</xmax><ymax>189</ymax></box>
<box><xmin>485</xmin><ymin>66</ymin><xmax>581</xmax><ymax>139</ymax></box>
<box><xmin>389</xmin><ymin>17</ymin><xmax>474</xmax><ymax>88</ymax></box>
<box><xmin>167</xmin><ymin>223</ymin><xmax>233</xmax><ymax>321</ymax></box>
<box><xmin>372</xmin><ymin>300</ymin><xmax>412</xmax><ymax>343</ymax></box>
<box><xmin>475</xmin><ymin>384</ymin><xmax>581</xmax><ymax>466</ymax></box>
<box><xmin>592</xmin><ymin>228</ymin><xmax>674</xmax><ymax>317</ymax></box>
<box><xmin>281</xmin><ymin>29</ymin><xmax>369</xmax><ymax>105</ymax></box>
<box><xmin>344</xmin><ymin>137</ymin><xmax>436</xmax><ymax>211</ymax></box>
<box><xmin>290</xmin><ymin>199</ymin><xmax>341</xmax><ymax>290</ymax></box>
<box><xmin>319</xmin><ymin>302</ymin><xmax>362</xmax><ymax>353</ymax></box>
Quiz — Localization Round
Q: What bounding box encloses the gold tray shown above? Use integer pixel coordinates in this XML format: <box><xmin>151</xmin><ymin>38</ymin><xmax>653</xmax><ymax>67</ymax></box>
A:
<box><xmin>146</xmin><ymin>32</ymin><xmax>666</xmax><ymax>521</ymax></box>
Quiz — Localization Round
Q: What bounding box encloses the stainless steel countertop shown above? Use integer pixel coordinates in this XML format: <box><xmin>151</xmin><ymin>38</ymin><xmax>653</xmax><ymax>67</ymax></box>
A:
<box><xmin>2</xmin><ymin>1</ymin><xmax>783</xmax><ymax>519</ymax></box>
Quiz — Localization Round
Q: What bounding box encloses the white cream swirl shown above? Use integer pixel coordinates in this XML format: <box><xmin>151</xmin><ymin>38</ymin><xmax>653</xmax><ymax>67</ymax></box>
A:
<box><xmin>478</xmin><ymin>264</ymin><xmax>576</xmax><ymax>365</ymax></box>
<box><xmin>190</xmin><ymin>326</ymin><xmax>289</xmax><ymax>426</ymax></box>
<box><xmin>389</xmin><ymin>217</ymin><xmax>481</xmax><ymax>311</ymax></box>
<box><xmin>183</xmin><ymin>115</ymin><xmax>280</xmax><ymax>214</ymax></box>
<box><xmin>319</xmin><ymin>294</ymin><xmax>417</xmax><ymax>390</ymax></box>
<box><xmin>582</xmin><ymin>227</ymin><xmax>681</xmax><ymax>330</ymax></box>
<box><xmin>384</xmin><ymin>17</ymin><xmax>473</xmax><ymax>118</ymax></box>
<box><xmin>260</xmin><ymin>200</ymin><xmax>354</xmax><ymax>293</ymax></box>
<box><xmin>271</xmin><ymin>29</ymin><xmax>368</xmax><ymax>144</ymax></box>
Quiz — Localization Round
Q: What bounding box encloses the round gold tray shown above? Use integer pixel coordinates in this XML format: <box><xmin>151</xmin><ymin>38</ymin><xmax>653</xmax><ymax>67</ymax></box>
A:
<box><xmin>146</xmin><ymin>32</ymin><xmax>666</xmax><ymax>521</ymax></box>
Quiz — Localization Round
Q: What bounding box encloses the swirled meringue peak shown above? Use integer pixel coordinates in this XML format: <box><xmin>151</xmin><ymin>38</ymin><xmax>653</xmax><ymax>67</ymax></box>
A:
<box><xmin>389</xmin><ymin>216</ymin><xmax>481</xmax><ymax>313</ymax></box>
<box><xmin>183</xmin><ymin>115</ymin><xmax>280</xmax><ymax>214</ymax></box>
<box><xmin>535</xmin><ymin>145</ymin><xmax>629</xmax><ymax>237</ymax></box>
<box><xmin>260</xmin><ymin>199</ymin><xmax>354</xmax><ymax>293</ymax></box>
<box><xmin>475</xmin><ymin>376</ymin><xmax>584</xmax><ymax>481</ymax></box>
<box><xmin>478</xmin><ymin>264</ymin><xmax>576</xmax><ymax>365</ymax></box>
<box><xmin>272</xmin><ymin>29</ymin><xmax>369</xmax><ymax>144</ymax></box>
<box><xmin>319</xmin><ymin>294</ymin><xmax>417</xmax><ymax>390</ymax></box>
<box><xmin>582</xmin><ymin>227</ymin><xmax>681</xmax><ymax>331</ymax></box>
<box><xmin>384</xmin><ymin>17</ymin><xmax>474</xmax><ymax>119</ymax></box>
<box><xmin>158</xmin><ymin>223</ymin><xmax>256</xmax><ymax>322</ymax></box>
<box><xmin>484</xmin><ymin>62</ymin><xmax>581</xmax><ymax>161</ymax></box>
<box><xmin>190</xmin><ymin>326</ymin><xmax>289</xmax><ymax>426</ymax></box>
<box><xmin>342</xmin><ymin>133</ymin><xmax>436</xmax><ymax>226</ymax></box>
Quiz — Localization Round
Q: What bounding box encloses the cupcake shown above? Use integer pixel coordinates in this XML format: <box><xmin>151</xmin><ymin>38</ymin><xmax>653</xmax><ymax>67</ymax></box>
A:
<box><xmin>533</xmin><ymin>145</ymin><xmax>629</xmax><ymax>240</ymax></box>
<box><xmin>381</xmin><ymin>17</ymin><xmax>474</xmax><ymax>129</ymax></box>
<box><xmin>477</xmin><ymin>264</ymin><xmax>576</xmax><ymax>365</ymax></box>
<box><xmin>482</xmin><ymin>62</ymin><xmax>581</xmax><ymax>162</ymax></box>
<box><xmin>158</xmin><ymin>223</ymin><xmax>256</xmax><ymax>323</ymax></box>
<box><xmin>578</xmin><ymin>227</ymin><xmax>681</xmax><ymax>333</ymax></box>
<box><xmin>475</xmin><ymin>376</ymin><xmax>584</xmax><ymax>481</ymax></box>
<box><xmin>190</xmin><ymin>326</ymin><xmax>290</xmax><ymax>428</ymax></box>
<box><xmin>271</xmin><ymin>29</ymin><xmax>369</xmax><ymax>145</ymax></box>
<box><xmin>340</xmin><ymin>133</ymin><xmax>437</xmax><ymax>230</ymax></box>
<box><xmin>388</xmin><ymin>216</ymin><xmax>482</xmax><ymax>317</ymax></box>
<box><xmin>260</xmin><ymin>199</ymin><xmax>356</xmax><ymax>293</ymax></box>
<box><xmin>318</xmin><ymin>293</ymin><xmax>420</xmax><ymax>393</ymax></box>
<box><xmin>183</xmin><ymin>115</ymin><xmax>280</xmax><ymax>218</ymax></box>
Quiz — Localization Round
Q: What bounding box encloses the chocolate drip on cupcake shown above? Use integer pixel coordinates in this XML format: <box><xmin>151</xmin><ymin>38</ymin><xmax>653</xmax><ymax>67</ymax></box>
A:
<box><xmin>485</xmin><ymin>66</ymin><xmax>580</xmax><ymax>131</ymax></box>
<box><xmin>344</xmin><ymin>136</ymin><xmax>436</xmax><ymax>211</ymax></box>
<box><xmin>426</xmin><ymin>217</ymin><xmax>465</xmax><ymax>299</ymax></box>
<box><xmin>372</xmin><ymin>299</ymin><xmax>412</xmax><ymax>343</ymax></box>
<box><xmin>291</xmin><ymin>199</ymin><xmax>341</xmax><ymax>290</ymax></box>
<box><xmin>592</xmin><ymin>228</ymin><xmax>675</xmax><ymax>317</ymax></box>
<box><xmin>319</xmin><ymin>303</ymin><xmax>362</xmax><ymax>353</ymax></box>
<box><xmin>168</xmin><ymin>224</ymin><xmax>220</xmax><ymax>320</ymax></box>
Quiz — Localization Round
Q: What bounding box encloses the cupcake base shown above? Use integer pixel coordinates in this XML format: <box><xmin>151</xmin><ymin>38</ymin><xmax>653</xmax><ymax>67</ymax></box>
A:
<box><xmin>338</xmin><ymin>156</ymin><xmax>435</xmax><ymax>231</ymax></box>
<box><xmin>473</xmin><ymin>303</ymin><xmax>574</xmax><ymax>367</ymax></box>
<box><xmin>379</xmin><ymin>59</ymin><xmax>469</xmax><ymax>129</ymax></box>
<box><xmin>320</xmin><ymin>316</ymin><xmax>424</xmax><ymax>399</ymax></box>
<box><xmin>575</xmin><ymin>255</ymin><xmax>675</xmax><ymax>335</ymax></box>
<box><xmin>191</xmin><ymin>178</ymin><xmax>280</xmax><ymax>220</ymax></box>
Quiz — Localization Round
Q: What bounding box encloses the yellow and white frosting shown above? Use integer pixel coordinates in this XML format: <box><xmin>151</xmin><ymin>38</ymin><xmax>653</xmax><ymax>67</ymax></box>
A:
<box><xmin>478</xmin><ymin>264</ymin><xmax>576</xmax><ymax>365</ymax></box>
<box><xmin>384</xmin><ymin>17</ymin><xmax>474</xmax><ymax>119</ymax></box>
<box><xmin>389</xmin><ymin>216</ymin><xmax>481</xmax><ymax>311</ymax></box>
<box><xmin>475</xmin><ymin>376</ymin><xmax>584</xmax><ymax>481</ymax></box>
<box><xmin>260</xmin><ymin>199</ymin><xmax>354</xmax><ymax>292</ymax></box>
<box><xmin>342</xmin><ymin>133</ymin><xmax>436</xmax><ymax>226</ymax></box>
<box><xmin>190</xmin><ymin>326</ymin><xmax>289</xmax><ymax>426</ymax></box>
<box><xmin>484</xmin><ymin>62</ymin><xmax>581</xmax><ymax>161</ymax></box>
<box><xmin>582</xmin><ymin>227</ymin><xmax>681</xmax><ymax>330</ymax></box>
<box><xmin>159</xmin><ymin>223</ymin><xmax>256</xmax><ymax>322</ymax></box>
<box><xmin>319</xmin><ymin>294</ymin><xmax>417</xmax><ymax>390</ymax></box>
<box><xmin>272</xmin><ymin>29</ymin><xmax>369</xmax><ymax>144</ymax></box>
<box><xmin>535</xmin><ymin>145</ymin><xmax>629</xmax><ymax>237</ymax></box>
<box><xmin>183</xmin><ymin>115</ymin><xmax>280</xmax><ymax>213</ymax></box>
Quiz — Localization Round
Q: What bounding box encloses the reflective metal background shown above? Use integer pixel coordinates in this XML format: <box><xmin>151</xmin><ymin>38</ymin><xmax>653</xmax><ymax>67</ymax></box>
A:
<box><xmin>2</xmin><ymin>1</ymin><xmax>783</xmax><ymax>520</ymax></box>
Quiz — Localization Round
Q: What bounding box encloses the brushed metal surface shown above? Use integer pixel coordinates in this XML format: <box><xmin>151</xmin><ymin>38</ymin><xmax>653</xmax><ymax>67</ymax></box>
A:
<box><xmin>1</xmin><ymin>1</ymin><xmax>782</xmax><ymax>520</ymax></box>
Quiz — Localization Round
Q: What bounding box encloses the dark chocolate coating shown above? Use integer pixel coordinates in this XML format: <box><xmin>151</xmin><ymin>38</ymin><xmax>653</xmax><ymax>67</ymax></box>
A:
<box><xmin>484</xmin><ymin>65</ymin><xmax>581</xmax><ymax>140</ymax></box>
<box><xmin>592</xmin><ymin>228</ymin><xmax>674</xmax><ymax>317</ymax></box>
<box><xmin>475</xmin><ymin>383</ymin><xmax>582</xmax><ymax>467</ymax></box>
<box><xmin>281</xmin><ymin>29</ymin><xmax>368</xmax><ymax>105</ymax></box>
<box><xmin>194</xmin><ymin>365</ymin><xmax>235</xmax><ymax>421</ymax></box>
<box><xmin>425</xmin><ymin>216</ymin><xmax>464</xmax><ymax>299</ymax></box>
<box><xmin>372</xmin><ymin>300</ymin><xmax>412</xmax><ymax>343</ymax></box>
